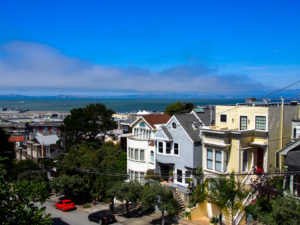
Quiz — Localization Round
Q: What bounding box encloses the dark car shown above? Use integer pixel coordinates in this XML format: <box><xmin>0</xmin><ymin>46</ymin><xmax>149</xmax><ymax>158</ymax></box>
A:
<box><xmin>88</xmin><ymin>211</ymin><xmax>116</xmax><ymax>224</ymax></box>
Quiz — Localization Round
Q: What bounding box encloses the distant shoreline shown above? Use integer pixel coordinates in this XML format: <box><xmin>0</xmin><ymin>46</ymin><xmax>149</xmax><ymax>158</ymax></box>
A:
<box><xmin>0</xmin><ymin>97</ymin><xmax>245</xmax><ymax>113</ymax></box>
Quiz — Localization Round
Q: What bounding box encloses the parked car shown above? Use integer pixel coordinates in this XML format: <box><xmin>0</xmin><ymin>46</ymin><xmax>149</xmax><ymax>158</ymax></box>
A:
<box><xmin>88</xmin><ymin>210</ymin><xmax>117</xmax><ymax>224</ymax></box>
<box><xmin>55</xmin><ymin>199</ymin><xmax>76</xmax><ymax>211</ymax></box>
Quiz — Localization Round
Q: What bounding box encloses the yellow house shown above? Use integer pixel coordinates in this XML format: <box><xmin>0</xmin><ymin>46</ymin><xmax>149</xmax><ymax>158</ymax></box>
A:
<box><xmin>201</xmin><ymin>103</ymin><xmax>299</xmax><ymax>177</ymax></box>
<box><xmin>188</xmin><ymin>102</ymin><xmax>299</xmax><ymax>224</ymax></box>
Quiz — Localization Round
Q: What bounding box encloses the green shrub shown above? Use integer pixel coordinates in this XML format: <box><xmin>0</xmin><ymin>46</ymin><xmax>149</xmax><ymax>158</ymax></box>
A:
<box><xmin>83</xmin><ymin>203</ymin><xmax>91</xmax><ymax>208</ymax></box>
<box><xmin>184</xmin><ymin>211</ymin><xmax>191</xmax><ymax>219</ymax></box>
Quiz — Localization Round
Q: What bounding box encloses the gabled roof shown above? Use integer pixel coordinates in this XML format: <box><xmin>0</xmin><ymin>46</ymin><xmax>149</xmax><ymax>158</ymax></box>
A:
<box><xmin>35</xmin><ymin>133</ymin><xmax>59</xmax><ymax>146</ymax></box>
<box><xmin>278</xmin><ymin>138</ymin><xmax>300</xmax><ymax>155</ymax></box>
<box><xmin>174</xmin><ymin>114</ymin><xmax>202</xmax><ymax>142</ymax></box>
<box><xmin>131</xmin><ymin>114</ymin><xmax>170</xmax><ymax>129</ymax></box>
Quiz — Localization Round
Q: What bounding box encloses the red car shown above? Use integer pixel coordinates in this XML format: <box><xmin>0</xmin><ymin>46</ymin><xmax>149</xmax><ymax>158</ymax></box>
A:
<box><xmin>55</xmin><ymin>199</ymin><xmax>76</xmax><ymax>211</ymax></box>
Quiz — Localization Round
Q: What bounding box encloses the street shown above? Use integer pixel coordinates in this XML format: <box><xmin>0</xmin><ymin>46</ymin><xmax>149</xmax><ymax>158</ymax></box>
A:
<box><xmin>41</xmin><ymin>198</ymin><xmax>123</xmax><ymax>225</ymax></box>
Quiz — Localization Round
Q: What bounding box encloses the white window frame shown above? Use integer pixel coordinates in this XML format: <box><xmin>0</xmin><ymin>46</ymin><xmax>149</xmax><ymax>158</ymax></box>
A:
<box><xmin>254</xmin><ymin>115</ymin><xmax>268</xmax><ymax>131</ymax></box>
<box><xmin>239</xmin><ymin>115</ymin><xmax>248</xmax><ymax>131</ymax></box>
<box><xmin>205</xmin><ymin>147</ymin><xmax>227</xmax><ymax>173</ymax></box>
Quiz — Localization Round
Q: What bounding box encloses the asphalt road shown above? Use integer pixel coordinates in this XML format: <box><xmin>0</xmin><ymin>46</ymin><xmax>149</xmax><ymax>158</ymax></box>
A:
<box><xmin>42</xmin><ymin>200</ymin><xmax>123</xmax><ymax>225</ymax></box>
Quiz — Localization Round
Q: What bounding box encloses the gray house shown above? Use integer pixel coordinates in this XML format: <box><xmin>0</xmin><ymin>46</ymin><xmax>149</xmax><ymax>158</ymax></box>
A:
<box><xmin>154</xmin><ymin>108</ymin><xmax>214</xmax><ymax>204</ymax></box>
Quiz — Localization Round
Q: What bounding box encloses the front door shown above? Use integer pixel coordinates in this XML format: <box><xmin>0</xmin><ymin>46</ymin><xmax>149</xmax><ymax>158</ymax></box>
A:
<box><xmin>256</xmin><ymin>148</ymin><xmax>264</xmax><ymax>174</ymax></box>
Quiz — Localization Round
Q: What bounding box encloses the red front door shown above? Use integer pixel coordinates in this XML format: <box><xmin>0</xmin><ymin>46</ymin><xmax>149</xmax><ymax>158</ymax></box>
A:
<box><xmin>256</xmin><ymin>148</ymin><xmax>264</xmax><ymax>174</ymax></box>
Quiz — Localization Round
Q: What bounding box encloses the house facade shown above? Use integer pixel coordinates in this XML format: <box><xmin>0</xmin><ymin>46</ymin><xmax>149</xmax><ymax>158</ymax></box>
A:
<box><xmin>127</xmin><ymin>114</ymin><xmax>170</xmax><ymax>183</ymax></box>
<box><xmin>200</xmin><ymin>103</ymin><xmax>299</xmax><ymax>178</ymax></box>
<box><xmin>26</xmin><ymin>133</ymin><xmax>59</xmax><ymax>162</ymax></box>
<box><xmin>154</xmin><ymin>112</ymin><xmax>210</xmax><ymax>204</ymax></box>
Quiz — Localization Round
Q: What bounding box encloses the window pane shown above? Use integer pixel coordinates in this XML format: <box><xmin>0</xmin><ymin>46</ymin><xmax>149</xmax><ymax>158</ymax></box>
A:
<box><xmin>131</xmin><ymin>149</ymin><xmax>134</xmax><ymax>159</ymax></box>
<box><xmin>255</xmin><ymin>116</ymin><xmax>266</xmax><ymax>130</ymax></box>
<box><xmin>150</xmin><ymin>151</ymin><xmax>154</xmax><ymax>162</ymax></box>
<box><xmin>242</xmin><ymin>151</ymin><xmax>248</xmax><ymax>172</ymax></box>
<box><xmin>128</xmin><ymin>148</ymin><xmax>131</xmax><ymax>158</ymax></box>
<box><xmin>135</xmin><ymin>172</ymin><xmax>138</xmax><ymax>180</ymax></box>
<box><xmin>166</xmin><ymin>142</ymin><xmax>171</xmax><ymax>154</ymax></box>
<box><xmin>135</xmin><ymin>149</ymin><xmax>138</xmax><ymax>160</ymax></box>
<box><xmin>174</xmin><ymin>143</ymin><xmax>179</xmax><ymax>155</ymax></box>
<box><xmin>158</xmin><ymin>142</ymin><xmax>163</xmax><ymax>153</ymax></box>
<box><xmin>207</xmin><ymin>160</ymin><xmax>213</xmax><ymax>170</ymax></box>
<box><xmin>220</xmin><ymin>114</ymin><xmax>227</xmax><ymax>122</ymax></box>
<box><xmin>140</xmin><ymin>172</ymin><xmax>145</xmax><ymax>183</ymax></box>
<box><xmin>215</xmin><ymin>151</ymin><xmax>222</xmax><ymax>162</ymax></box>
<box><xmin>240</xmin><ymin>116</ymin><xmax>247</xmax><ymax>130</ymax></box>
<box><xmin>224</xmin><ymin>151</ymin><xmax>229</xmax><ymax>172</ymax></box>
<box><xmin>140</xmin><ymin>150</ymin><xmax>145</xmax><ymax>161</ymax></box>
<box><xmin>207</xmin><ymin>149</ymin><xmax>213</xmax><ymax>159</ymax></box>
<box><xmin>215</xmin><ymin>162</ymin><xmax>222</xmax><ymax>172</ymax></box>
<box><xmin>177</xmin><ymin>169</ymin><xmax>182</xmax><ymax>183</ymax></box>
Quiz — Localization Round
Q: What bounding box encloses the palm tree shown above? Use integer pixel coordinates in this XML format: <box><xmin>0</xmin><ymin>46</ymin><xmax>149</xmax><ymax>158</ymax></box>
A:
<box><xmin>208</xmin><ymin>172</ymin><xmax>246</xmax><ymax>225</ymax></box>
<box><xmin>191</xmin><ymin>167</ymin><xmax>207</xmax><ymax>205</ymax></box>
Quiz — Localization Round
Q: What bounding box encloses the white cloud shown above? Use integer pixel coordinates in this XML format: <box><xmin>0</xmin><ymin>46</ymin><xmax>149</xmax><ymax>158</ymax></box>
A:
<box><xmin>0</xmin><ymin>40</ymin><xmax>275</xmax><ymax>96</ymax></box>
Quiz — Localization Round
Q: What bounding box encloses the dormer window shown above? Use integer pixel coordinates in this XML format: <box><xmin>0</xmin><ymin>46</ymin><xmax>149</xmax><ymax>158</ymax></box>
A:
<box><xmin>140</xmin><ymin>122</ymin><xmax>145</xmax><ymax>127</ymax></box>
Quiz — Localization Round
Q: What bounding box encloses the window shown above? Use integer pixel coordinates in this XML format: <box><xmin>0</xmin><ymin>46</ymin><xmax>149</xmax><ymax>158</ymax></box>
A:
<box><xmin>172</xmin><ymin>122</ymin><xmax>177</xmax><ymax>129</ymax></box>
<box><xmin>294</xmin><ymin>128</ymin><xmax>297</xmax><ymax>139</ymax></box>
<box><xmin>158</xmin><ymin>142</ymin><xmax>163</xmax><ymax>153</ymax></box>
<box><xmin>242</xmin><ymin>151</ymin><xmax>248</xmax><ymax>172</ymax></box>
<box><xmin>166</xmin><ymin>142</ymin><xmax>171</xmax><ymax>154</ymax></box>
<box><xmin>224</xmin><ymin>151</ymin><xmax>229</xmax><ymax>172</ymax></box>
<box><xmin>134</xmin><ymin>128</ymin><xmax>138</xmax><ymax>136</ymax></box>
<box><xmin>174</xmin><ymin>143</ymin><xmax>179</xmax><ymax>155</ymax></box>
<box><xmin>215</xmin><ymin>151</ymin><xmax>222</xmax><ymax>172</ymax></box>
<box><xmin>134</xmin><ymin>171</ymin><xmax>138</xmax><ymax>180</ymax></box>
<box><xmin>134</xmin><ymin>149</ymin><xmax>138</xmax><ymax>160</ymax></box>
<box><xmin>220</xmin><ymin>114</ymin><xmax>227</xmax><ymax>122</ymax></box>
<box><xmin>240</xmin><ymin>116</ymin><xmax>247</xmax><ymax>130</ymax></box>
<box><xmin>131</xmin><ymin>148</ymin><xmax>134</xmax><ymax>159</ymax></box>
<box><xmin>177</xmin><ymin>169</ymin><xmax>182</xmax><ymax>183</ymax></box>
<box><xmin>140</xmin><ymin>122</ymin><xmax>145</xmax><ymax>127</ymax></box>
<box><xmin>46</xmin><ymin>147</ymin><xmax>50</xmax><ymax>156</ymax></box>
<box><xmin>185</xmin><ymin>171</ymin><xmax>191</xmax><ymax>184</ymax></box>
<box><xmin>207</xmin><ymin>149</ymin><xmax>213</xmax><ymax>170</ymax></box>
<box><xmin>150</xmin><ymin>151</ymin><xmax>154</xmax><ymax>162</ymax></box>
<box><xmin>140</xmin><ymin>172</ymin><xmax>145</xmax><ymax>183</ymax></box>
<box><xmin>140</xmin><ymin>150</ymin><xmax>145</xmax><ymax>161</ymax></box>
<box><xmin>255</xmin><ymin>116</ymin><xmax>266</xmax><ymax>130</ymax></box>
<box><xmin>128</xmin><ymin>148</ymin><xmax>131</xmax><ymax>158</ymax></box>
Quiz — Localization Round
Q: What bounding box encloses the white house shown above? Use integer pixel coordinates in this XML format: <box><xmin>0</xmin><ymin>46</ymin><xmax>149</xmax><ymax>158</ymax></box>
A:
<box><xmin>127</xmin><ymin>114</ymin><xmax>170</xmax><ymax>183</ymax></box>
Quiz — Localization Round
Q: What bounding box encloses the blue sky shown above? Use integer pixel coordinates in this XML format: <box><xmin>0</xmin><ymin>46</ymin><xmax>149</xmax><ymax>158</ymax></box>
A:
<box><xmin>0</xmin><ymin>0</ymin><xmax>299</xmax><ymax>97</ymax></box>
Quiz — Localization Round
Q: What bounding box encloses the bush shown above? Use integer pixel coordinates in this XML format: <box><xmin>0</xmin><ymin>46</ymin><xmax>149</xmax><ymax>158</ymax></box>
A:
<box><xmin>184</xmin><ymin>211</ymin><xmax>191</xmax><ymax>220</ymax></box>
<box><xmin>83</xmin><ymin>203</ymin><xmax>91</xmax><ymax>208</ymax></box>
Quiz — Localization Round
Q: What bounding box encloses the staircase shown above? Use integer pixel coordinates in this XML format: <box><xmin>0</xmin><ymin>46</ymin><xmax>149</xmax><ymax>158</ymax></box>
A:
<box><xmin>175</xmin><ymin>189</ymin><xmax>186</xmax><ymax>218</ymax></box>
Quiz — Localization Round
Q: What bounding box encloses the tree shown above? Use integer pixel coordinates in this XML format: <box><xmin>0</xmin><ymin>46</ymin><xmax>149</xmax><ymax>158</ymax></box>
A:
<box><xmin>50</xmin><ymin>174</ymin><xmax>90</xmax><ymax>202</ymax></box>
<box><xmin>191</xmin><ymin>168</ymin><xmax>207</xmax><ymax>206</ymax></box>
<box><xmin>0</xmin><ymin>128</ymin><xmax>15</xmax><ymax>176</ymax></box>
<box><xmin>0</xmin><ymin>160</ymin><xmax>52</xmax><ymax>225</ymax></box>
<box><xmin>107</xmin><ymin>181</ymin><xmax>123</xmax><ymax>213</ymax></box>
<box><xmin>115</xmin><ymin>180</ymin><xmax>143</xmax><ymax>214</ymax></box>
<box><xmin>165</xmin><ymin>102</ymin><xmax>194</xmax><ymax>116</ymax></box>
<box><xmin>208</xmin><ymin>173</ymin><xmax>246</xmax><ymax>225</ymax></box>
<box><xmin>141</xmin><ymin>182</ymin><xmax>179</xmax><ymax>225</ymax></box>
<box><xmin>61</xmin><ymin>103</ymin><xmax>117</xmax><ymax>144</ymax></box>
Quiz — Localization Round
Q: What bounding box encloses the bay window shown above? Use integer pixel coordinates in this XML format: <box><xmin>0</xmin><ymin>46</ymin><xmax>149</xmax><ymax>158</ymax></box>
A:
<box><xmin>166</xmin><ymin>142</ymin><xmax>171</xmax><ymax>154</ymax></box>
<box><xmin>206</xmin><ymin>148</ymin><xmax>229</xmax><ymax>173</ymax></box>
<box><xmin>158</xmin><ymin>142</ymin><xmax>163</xmax><ymax>153</ymax></box>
